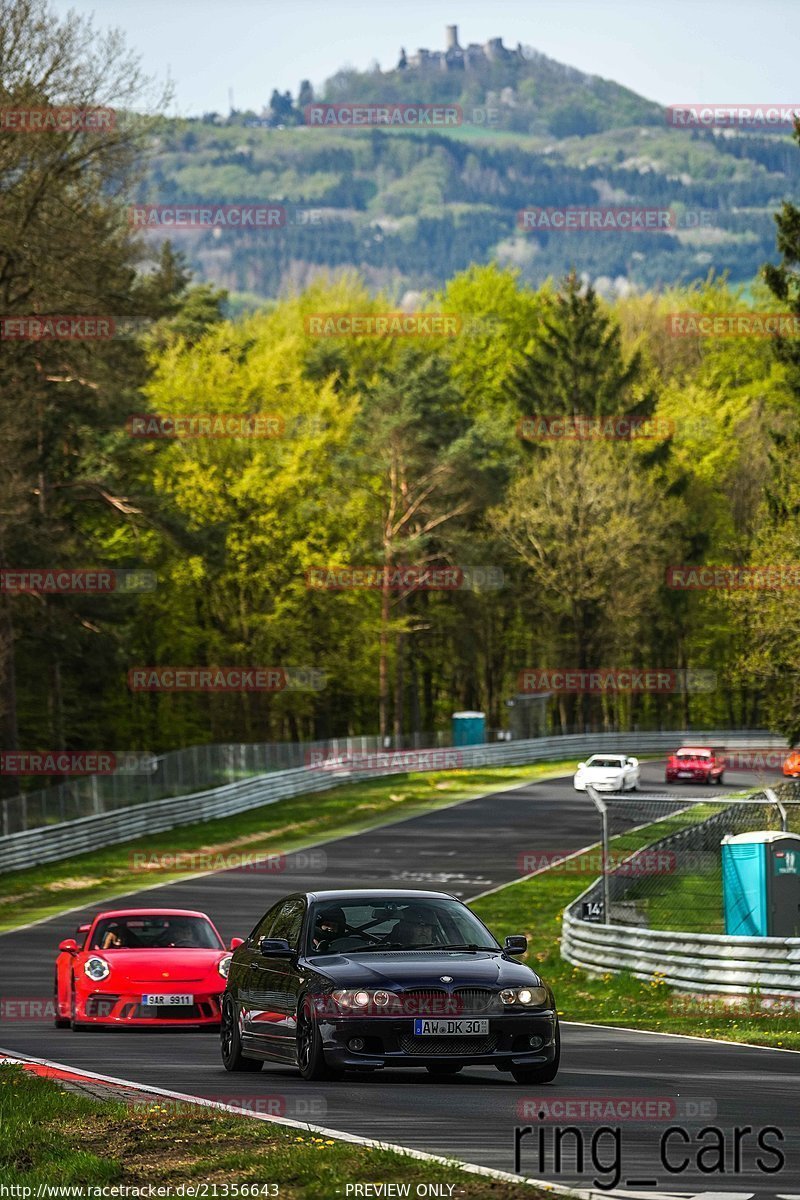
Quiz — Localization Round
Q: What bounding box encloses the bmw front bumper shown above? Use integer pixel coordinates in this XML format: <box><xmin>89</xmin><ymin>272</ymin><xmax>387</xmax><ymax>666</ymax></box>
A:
<box><xmin>317</xmin><ymin>1011</ymin><xmax>559</xmax><ymax>1070</ymax></box>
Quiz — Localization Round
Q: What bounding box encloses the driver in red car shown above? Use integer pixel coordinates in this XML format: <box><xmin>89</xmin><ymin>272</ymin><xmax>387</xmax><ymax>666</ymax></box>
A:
<box><xmin>100</xmin><ymin>922</ymin><xmax>128</xmax><ymax>949</ymax></box>
<box><xmin>165</xmin><ymin>919</ymin><xmax>205</xmax><ymax>947</ymax></box>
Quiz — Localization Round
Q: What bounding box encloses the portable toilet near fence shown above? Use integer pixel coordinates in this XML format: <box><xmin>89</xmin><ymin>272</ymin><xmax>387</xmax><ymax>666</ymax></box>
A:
<box><xmin>721</xmin><ymin>831</ymin><xmax>800</xmax><ymax>936</ymax></box>
<box><xmin>451</xmin><ymin>711</ymin><xmax>486</xmax><ymax>747</ymax></box>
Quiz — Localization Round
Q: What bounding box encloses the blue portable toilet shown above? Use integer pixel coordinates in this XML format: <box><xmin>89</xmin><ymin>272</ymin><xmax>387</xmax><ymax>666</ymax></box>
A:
<box><xmin>451</xmin><ymin>711</ymin><xmax>486</xmax><ymax>747</ymax></box>
<box><xmin>722</xmin><ymin>831</ymin><xmax>800</xmax><ymax>936</ymax></box>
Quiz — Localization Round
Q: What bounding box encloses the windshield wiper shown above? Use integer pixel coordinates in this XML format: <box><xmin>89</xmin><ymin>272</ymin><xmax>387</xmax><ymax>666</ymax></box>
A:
<box><xmin>340</xmin><ymin>942</ymin><xmax>408</xmax><ymax>953</ymax></box>
<box><xmin>416</xmin><ymin>943</ymin><xmax>496</xmax><ymax>952</ymax></box>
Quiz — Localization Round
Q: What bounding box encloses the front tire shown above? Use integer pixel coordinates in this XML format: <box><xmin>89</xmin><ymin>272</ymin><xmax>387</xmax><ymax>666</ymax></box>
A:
<box><xmin>221</xmin><ymin>996</ymin><xmax>263</xmax><ymax>1072</ymax></box>
<box><xmin>53</xmin><ymin>973</ymin><xmax>70</xmax><ymax>1028</ymax></box>
<box><xmin>296</xmin><ymin>996</ymin><xmax>344</xmax><ymax>1081</ymax></box>
<box><xmin>69</xmin><ymin>979</ymin><xmax>92</xmax><ymax>1031</ymax></box>
<box><xmin>510</xmin><ymin>1023</ymin><xmax>560</xmax><ymax>1085</ymax></box>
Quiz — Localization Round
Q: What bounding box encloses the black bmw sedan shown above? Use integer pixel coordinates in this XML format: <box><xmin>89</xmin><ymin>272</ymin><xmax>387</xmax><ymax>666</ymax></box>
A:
<box><xmin>220</xmin><ymin>889</ymin><xmax>559</xmax><ymax>1084</ymax></box>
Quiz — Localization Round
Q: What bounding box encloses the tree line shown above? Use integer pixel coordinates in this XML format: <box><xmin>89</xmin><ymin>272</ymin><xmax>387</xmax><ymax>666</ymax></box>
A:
<box><xmin>3</xmin><ymin>0</ymin><xmax>800</xmax><ymax>793</ymax></box>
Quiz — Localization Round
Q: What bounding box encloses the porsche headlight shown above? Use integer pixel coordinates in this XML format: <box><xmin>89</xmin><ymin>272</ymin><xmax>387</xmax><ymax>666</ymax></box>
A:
<box><xmin>84</xmin><ymin>957</ymin><xmax>110</xmax><ymax>981</ymax></box>
<box><xmin>218</xmin><ymin>954</ymin><xmax>233</xmax><ymax>978</ymax></box>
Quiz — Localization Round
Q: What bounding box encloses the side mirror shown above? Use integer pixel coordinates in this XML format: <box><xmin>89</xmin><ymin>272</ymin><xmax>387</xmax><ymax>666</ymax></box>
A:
<box><xmin>627</xmin><ymin>757</ymin><xmax>638</xmax><ymax>766</ymax></box>
<box><xmin>258</xmin><ymin>937</ymin><xmax>294</xmax><ymax>958</ymax></box>
<box><xmin>576</xmin><ymin>762</ymin><xmax>585</xmax><ymax>770</ymax></box>
<box><xmin>230</xmin><ymin>937</ymin><xmax>244</xmax><ymax>950</ymax></box>
<box><xmin>504</xmin><ymin>935</ymin><xmax>527</xmax><ymax>956</ymax></box>
<box><xmin>59</xmin><ymin>938</ymin><xmax>79</xmax><ymax>954</ymax></box>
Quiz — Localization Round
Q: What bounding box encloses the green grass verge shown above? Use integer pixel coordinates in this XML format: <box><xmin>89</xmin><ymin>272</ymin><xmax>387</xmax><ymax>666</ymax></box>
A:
<box><xmin>470</xmin><ymin>806</ymin><xmax>800</xmax><ymax>1051</ymax></box>
<box><xmin>0</xmin><ymin>1064</ymin><xmax>547</xmax><ymax>1197</ymax></box>
<box><xmin>0</xmin><ymin>762</ymin><xmax>578</xmax><ymax>931</ymax></box>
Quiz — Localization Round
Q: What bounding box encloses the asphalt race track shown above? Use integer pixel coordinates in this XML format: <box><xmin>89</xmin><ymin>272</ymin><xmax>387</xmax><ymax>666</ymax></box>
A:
<box><xmin>3</xmin><ymin>759</ymin><xmax>800</xmax><ymax>1197</ymax></box>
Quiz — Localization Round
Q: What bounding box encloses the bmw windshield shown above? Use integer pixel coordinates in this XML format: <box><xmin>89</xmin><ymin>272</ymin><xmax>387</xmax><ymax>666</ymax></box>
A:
<box><xmin>305</xmin><ymin>898</ymin><xmax>500</xmax><ymax>956</ymax></box>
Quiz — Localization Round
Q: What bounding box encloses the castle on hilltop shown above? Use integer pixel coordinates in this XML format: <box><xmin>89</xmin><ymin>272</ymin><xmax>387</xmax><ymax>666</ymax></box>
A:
<box><xmin>397</xmin><ymin>26</ymin><xmax>526</xmax><ymax>73</ymax></box>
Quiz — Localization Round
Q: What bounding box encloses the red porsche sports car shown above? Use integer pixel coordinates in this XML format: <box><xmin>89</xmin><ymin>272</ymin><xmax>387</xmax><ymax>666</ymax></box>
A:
<box><xmin>54</xmin><ymin>908</ymin><xmax>243</xmax><ymax>1029</ymax></box>
<box><xmin>665</xmin><ymin>746</ymin><xmax>725</xmax><ymax>785</ymax></box>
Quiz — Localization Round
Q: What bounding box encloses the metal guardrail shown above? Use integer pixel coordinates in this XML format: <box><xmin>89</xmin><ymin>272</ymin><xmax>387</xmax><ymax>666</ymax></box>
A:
<box><xmin>562</xmin><ymin>904</ymin><xmax>800</xmax><ymax>996</ymax></box>
<box><xmin>0</xmin><ymin>729</ymin><xmax>784</xmax><ymax>874</ymax></box>
<box><xmin>562</xmin><ymin>790</ymin><xmax>800</xmax><ymax>996</ymax></box>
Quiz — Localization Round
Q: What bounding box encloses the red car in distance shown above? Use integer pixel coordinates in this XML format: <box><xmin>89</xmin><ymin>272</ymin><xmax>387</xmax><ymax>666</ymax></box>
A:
<box><xmin>665</xmin><ymin>746</ymin><xmax>725</xmax><ymax>785</ymax></box>
<box><xmin>54</xmin><ymin>908</ymin><xmax>242</xmax><ymax>1029</ymax></box>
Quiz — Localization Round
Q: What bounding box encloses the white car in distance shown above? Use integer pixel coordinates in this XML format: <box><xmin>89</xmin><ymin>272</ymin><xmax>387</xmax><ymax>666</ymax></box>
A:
<box><xmin>573</xmin><ymin>754</ymin><xmax>640</xmax><ymax>793</ymax></box>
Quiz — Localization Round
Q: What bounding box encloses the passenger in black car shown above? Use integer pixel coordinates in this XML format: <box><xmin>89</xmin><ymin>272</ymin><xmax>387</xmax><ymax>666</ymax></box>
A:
<box><xmin>391</xmin><ymin>906</ymin><xmax>440</xmax><ymax>947</ymax></box>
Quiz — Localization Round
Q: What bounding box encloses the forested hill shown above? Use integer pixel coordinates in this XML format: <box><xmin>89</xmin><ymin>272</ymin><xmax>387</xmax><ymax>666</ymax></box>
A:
<box><xmin>139</xmin><ymin>42</ymin><xmax>800</xmax><ymax>304</ymax></box>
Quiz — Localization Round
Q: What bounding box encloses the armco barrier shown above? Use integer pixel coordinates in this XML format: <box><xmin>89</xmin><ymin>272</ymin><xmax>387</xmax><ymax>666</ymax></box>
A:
<box><xmin>0</xmin><ymin>730</ymin><xmax>783</xmax><ymax>874</ymax></box>
<box><xmin>562</xmin><ymin>904</ymin><xmax>800</xmax><ymax>996</ymax></box>
<box><xmin>561</xmin><ymin>793</ymin><xmax>800</xmax><ymax>996</ymax></box>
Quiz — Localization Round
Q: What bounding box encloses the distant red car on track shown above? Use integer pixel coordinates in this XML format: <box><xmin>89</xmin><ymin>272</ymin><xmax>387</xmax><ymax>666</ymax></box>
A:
<box><xmin>54</xmin><ymin>908</ymin><xmax>243</xmax><ymax>1029</ymax></box>
<box><xmin>665</xmin><ymin>746</ymin><xmax>725</xmax><ymax>785</ymax></box>
<box><xmin>783</xmin><ymin>750</ymin><xmax>800</xmax><ymax>778</ymax></box>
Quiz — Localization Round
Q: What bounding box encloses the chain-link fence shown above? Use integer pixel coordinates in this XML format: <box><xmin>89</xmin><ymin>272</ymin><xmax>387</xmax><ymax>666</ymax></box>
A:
<box><xmin>0</xmin><ymin>732</ymin><xmax>449</xmax><ymax>836</ymax></box>
<box><xmin>582</xmin><ymin>781</ymin><xmax>800</xmax><ymax>931</ymax></box>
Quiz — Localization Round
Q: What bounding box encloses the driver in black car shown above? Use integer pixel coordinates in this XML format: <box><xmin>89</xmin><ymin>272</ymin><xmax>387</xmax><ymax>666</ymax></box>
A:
<box><xmin>311</xmin><ymin>906</ymin><xmax>347</xmax><ymax>952</ymax></box>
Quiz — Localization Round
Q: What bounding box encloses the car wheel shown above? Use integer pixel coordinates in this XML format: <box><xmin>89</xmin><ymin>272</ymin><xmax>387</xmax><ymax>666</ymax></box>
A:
<box><xmin>426</xmin><ymin>1063</ymin><xmax>463</xmax><ymax>1077</ymax></box>
<box><xmin>296</xmin><ymin>996</ymin><xmax>344</xmax><ymax>1081</ymax></box>
<box><xmin>69</xmin><ymin>980</ymin><xmax>92</xmax><ymax>1031</ymax></box>
<box><xmin>510</xmin><ymin>1023</ymin><xmax>560</xmax><ymax>1085</ymax></box>
<box><xmin>220</xmin><ymin>995</ymin><xmax>262</xmax><ymax>1072</ymax></box>
<box><xmin>718</xmin><ymin>772</ymin><xmax>724</xmax><ymax>785</ymax></box>
<box><xmin>53</xmin><ymin>972</ymin><xmax>70</xmax><ymax>1029</ymax></box>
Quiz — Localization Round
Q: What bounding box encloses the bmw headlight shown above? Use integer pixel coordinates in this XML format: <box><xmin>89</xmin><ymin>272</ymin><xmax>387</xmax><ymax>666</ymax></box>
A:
<box><xmin>501</xmin><ymin>986</ymin><xmax>548</xmax><ymax>1007</ymax></box>
<box><xmin>218</xmin><ymin>954</ymin><xmax>233</xmax><ymax>978</ymax></box>
<box><xmin>84</xmin><ymin>957</ymin><xmax>110</xmax><ymax>981</ymax></box>
<box><xmin>331</xmin><ymin>988</ymin><xmax>398</xmax><ymax>1012</ymax></box>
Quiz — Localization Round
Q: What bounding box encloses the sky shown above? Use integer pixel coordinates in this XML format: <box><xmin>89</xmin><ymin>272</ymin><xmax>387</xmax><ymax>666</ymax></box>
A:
<box><xmin>51</xmin><ymin>0</ymin><xmax>800</xmax><ymax>119</ymax></box>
